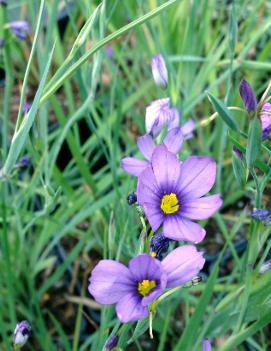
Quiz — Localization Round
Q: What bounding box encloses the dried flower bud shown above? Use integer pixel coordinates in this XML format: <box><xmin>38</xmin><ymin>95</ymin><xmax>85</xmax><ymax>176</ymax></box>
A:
<box><xmin>150</xmin><ymin>233</ymin><xmax>170</xmax><ymax>260</ymax></box>
<box><xmin>151</xmin><ymin>54</ymin><xmax>168</xmax><ymax>89</ymax></box>
<box><xmin>105</xmin><ymin>335</ymin><xmax>119</xmax><ymax>350</ymax></box>
<box><xmin>251</xmin><ymin>209</ymin><xmax>271</xmax><ymax>225</ymax></box>
<box><xmin>127</xmin><ymin>192</ymin><xmax>137</xmax><ymax>205</ymax></box>
<box><xmin>13</xmin><ymin>320</ymin><xmax>31</xmax><ymax>348</ymax></box>
<box><xmin>239</xmin><ymin>79</ymin><xmax>257</xmax><ymax>112</ymax></box>
<box><xmin>202</xmin><ymin>338</ymin><xmax>212</xmax><ymax>351</ymax></box>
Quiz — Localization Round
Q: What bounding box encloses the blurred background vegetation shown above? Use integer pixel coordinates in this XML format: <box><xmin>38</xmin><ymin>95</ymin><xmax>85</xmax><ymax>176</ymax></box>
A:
<box><xmin>0</xmin><ymin>0</ymin><xmax>271</xmax><ymax>350</ymax></box>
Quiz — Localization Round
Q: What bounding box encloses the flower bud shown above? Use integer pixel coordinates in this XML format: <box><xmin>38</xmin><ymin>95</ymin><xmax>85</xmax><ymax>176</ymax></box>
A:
<box><xmin>127</xmin><ymin>192</ymin><xmax>137</xmax><ymax>205</ymax></box>
<box><xmin>105</xmin><ymin>335</ymin><xmax>119</xmax><ymax>350</ymax></box>
<box><xmin>13</xmin><ymin>320</ymin><xmax>31</xmax><ymax>348</ymax></box>
<box><xmin>239</xmin><ymin>79</ymin><xmax>257</xmax><ymax>112</ymax></box>
<box><xmin>9</xmin><ymin>21</ymin><xmax>30</xmax><ymax>40</ymax></box>
<box><xmin>151</xmin><ymin>54</ymin><xmax>168</xmax><ymax>89</ymax></box>
<box><xmin>150</xmin><ymin>233</ymin><xmax>170</xmax><ymax>260</ymax></box>
<box><xmin>232</xmin><ymin>146</ymin><xmax>243</xmax><ymax>160</ymax></box>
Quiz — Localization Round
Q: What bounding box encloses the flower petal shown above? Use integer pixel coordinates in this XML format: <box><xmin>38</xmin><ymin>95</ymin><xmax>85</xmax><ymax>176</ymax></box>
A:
<box><xmin>202</xmin><ymin>339</ymin><xmax>212</xmax><ymax>351</ymax></box>
<box><xmin>168</xmin><ymin>107</ymin><xmax>180</xmax><ymax>129</ymax></box>
<box><xmin>121</xmin><ymin>157</ymin><xmax>149</xmax><ymax>177</ymax></box>
<box><xmin>151</xmin><ymin>144</ymin><xmax>181</xmax><ymax>192</ymax></box>
<box><xmin>116</xmin><ymin>293</ymin><xmax>149</xmax><ymax>323</ymax></box>
<box><xmin>143</xmin><ymin>204</ymin><xmax>164</xmax><ymax>230</ymax></box>
<box><xmin>137</xmin><ymin>134</ymin><xmax>156</xmax><ymax>160</ymax></box>
<box><xmin>137</xmin><ymin>165</ymin><xmax>160</xmax><ymax>204</ymax></box>
<box><xmin>181</xmin><ymin>118</ymin><xmax>195</xmax><ymax>140</ymax></box>
<box><xmin>88</xmin><ymin>260</ymin><xmax>134</xmax><ymax>304</ymax></box>
<box><xmin>163</xmin><ymin>215</ymin><xmax>206</xmax><ymax>243</ymax></box>
<box><xmin>129</xmin><ymin>254</ymin><xmax>163</xmax><ymax>282</ymax></box>
<box><xmin>178</xmin><ymin>156</ymin><xmax>216</xmax><ymax>199</ymax></box>
<box><xmin>162</xmin><ymin>246</ymin><xmax>205</xmax><ymax>288</ymax></box>
<box><xmin>181</xmin><ymin>194</ymin><xmax>222</xmax><ymax>220</ymax></box>
<box><xmin>163</xmin><ymin>127</ymin><xmax>184</xmax><ymax>154</ymax></box>
<box><xmin>151</xmin><ymin>54</ymin><xmax>168</xmax><ymax>89</ymax></box>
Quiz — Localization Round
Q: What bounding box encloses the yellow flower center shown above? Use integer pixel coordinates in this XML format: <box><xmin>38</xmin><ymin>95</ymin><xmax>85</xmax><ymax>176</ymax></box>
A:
<box><xmin>160</xmin><ymin>193</ymin><xmax>179</xmax><ymax>214</ymax></box>
<box><xmin>138</xmin><ymin>280</ymin><xmax>156</xmax><ymax>296</ymax></box>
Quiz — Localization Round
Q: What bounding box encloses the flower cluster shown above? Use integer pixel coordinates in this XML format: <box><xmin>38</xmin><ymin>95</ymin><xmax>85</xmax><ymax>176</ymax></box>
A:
<box><xmin>88</xmin><ymin>54</ymin><xmax>222</xmax><ymax>336</ymax></box>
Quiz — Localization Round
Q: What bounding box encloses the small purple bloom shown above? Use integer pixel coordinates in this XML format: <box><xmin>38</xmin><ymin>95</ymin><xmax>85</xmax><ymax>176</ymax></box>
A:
<box><xmin>13</xmin><ymin>320</ymin><xmax>31</xmax><ymax>348</ymax></box>
<box><xmin>150</xmin><ymin>233</ymin><xmax>170</xmax><ymax>260</ymax></box>
<box><xmin>88</xmin><ymin>246</ymin><xmax>205</xmax><ymax>323</ymax></box>
<box><xmin>232</xmin><ymin>146</ymin><xmax>243</xmax><ymax>160</ymax></box>
<box><xmin>251</xmin><ymin>209</ymin><xmax>271</xmax><ymax>225</ymax></box>
<box><xmin>23</xmin><ymin>101</ymin><xmax>31</xmax><ymax>113</ymax></box>
<box><xmin>202</xmin><ymin>338</ymin><xmax>212</xmax><ymax>351</ymax></box>
<box><xmin>121</xmin><ymin>127</ymin><xmax>183</xmax><ymax>176</ymax></box>
<box><xmin>151</xmin><ymin>54</ymin><xmax>168</xmax><ymax>89</ymax></box>
<box><xmin>145</xmin><ymin>98</ymin><xmax>179</xmax><ymax>136</ymax></box>
<box><xmin>9</xmin><ymin>21</ymin><xmax>30</xmax><ymax>40</ymax></box>
<box><xmin>105</xmin><ymin>335</ymin><xmax>119</xmax><ymax>350</ymax></box>
<box><xmin>239</xmin><ymin>79</ymin><xmax>257</xmax><ymax>112</ymax></box>
<box><xmin>260</xmin><ymin>102</ymin><xmax>271</xmax><ymax>140</ymax></box>
<box><xmin>137</xmin><ymin>145</ymin><xmax>222</xmax><ymax>243</ymax></box>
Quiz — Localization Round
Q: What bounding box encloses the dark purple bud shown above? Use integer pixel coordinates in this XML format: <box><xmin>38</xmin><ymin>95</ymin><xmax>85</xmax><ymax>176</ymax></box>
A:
<box><xmin>105</xmin><ymin>335</ymin><xmax>119</xmax><ymax>351</ymax></box>
<box><xmin>0</xmin><ymin>0</ymin><xmax>7</xmax><ymax>6</ymax></box>
<box><xmin>251</xmin><ymin>209</ymin><xmax>271</xmax><ymax>225</ymax></box>
<box><xmin>13</xmin><ymin>320</ymin><xmax>31</xmax><ymax>347</ymax></box>
<box><xmin>127</xmin><ymin>192</ymin><xmax>137</xmax><ymax>205</ymax></box>
<box><xmin>9</xmin><ymin>21</ymin><xmax>30</xmax><ymax>41</ymax></box>
<box><xmin>23</xmin><ymin>101</ymin><xmax>31</xmax><ymax>113</ymax></box>
<box><xmin>232</xmin><ymin>146</ymin><xmax>244</xmax><ymax>160</ymax></box>
<box><xmin>239</xmin><ymin>80</ymin><xmax>257</xmax><ymax>112</ymax></box>
<box><xmin>17</xmin><ymin>155</ymin><xmax>31</xmax><ymax>168</ymax></box>
<box><xmin>150</xmin><ymin>233</ymin><xmax>170</xmax><ymax>260</ymax></box>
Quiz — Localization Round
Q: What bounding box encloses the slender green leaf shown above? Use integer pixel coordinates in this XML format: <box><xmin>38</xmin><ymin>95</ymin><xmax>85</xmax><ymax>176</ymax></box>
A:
<box><xmin>246</xmin><ymin>116</ymin><xmax>262</xmax><ymax>168</ymax></box>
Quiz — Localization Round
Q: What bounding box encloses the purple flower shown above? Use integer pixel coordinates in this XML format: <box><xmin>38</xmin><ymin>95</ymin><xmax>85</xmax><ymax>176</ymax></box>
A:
<box><xmin>260</xmin><ymin>102</ymin><xmax>271</xmax><ymax>140</ymax></box>
<box><xmin>202</xmin><ymin>338</ymin><xmax>212</xmax><ymax>351</ymax></box>
<box><xmin>121</xmin><ymin>127</ymin><xmax>183</xmax><ymax>176</ymax></box>
<box><xmin>105</xmin><ymin>335</ymin><xmax>119</xmax><ymax>350</ymax></box>
<box><xmin>88</xmin><ymin>246</ymin><xmax>205</xmax><ymax>323</ymax></box>
<box><xmin>9</xmin><ymin>21</ymin><xmax>30</xmax><ymax>40</ymax></box>
<box><xmin>145</xmin><ymin>98</ymin><xmax>179</xmax><ymax>136</ymax></box>
<box><xmin>251</xmin><ymin>209</ymin><xmax>271</xmax><ymax>225</ymax></box>
<box><xmin>137</xmin><ymin>145</ymin><xmax>222</xmax><ymax>243</ymax></box>
<box><xmin>151</xmin><ymin>54</ymin><xmax>168</xmax><ymax>89</ymax></box>
<box><xmin>150</xmin><ymin>233</ymin><xmax>170</xmax><ymax>260</ymax></box>
<box><xmin>239</xmin><ymin>80</ymin><xmax>257</xmax><ymax>112</ymax></box>
<box><xmin>13</xmin><ymin>320</ymin><xmax>31</xmax><ymax>348</ymax></box>
<box><xmin>17</xmin><ymin>155</ymin><xmax>31</xmax><ymax>168</ymax></box>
